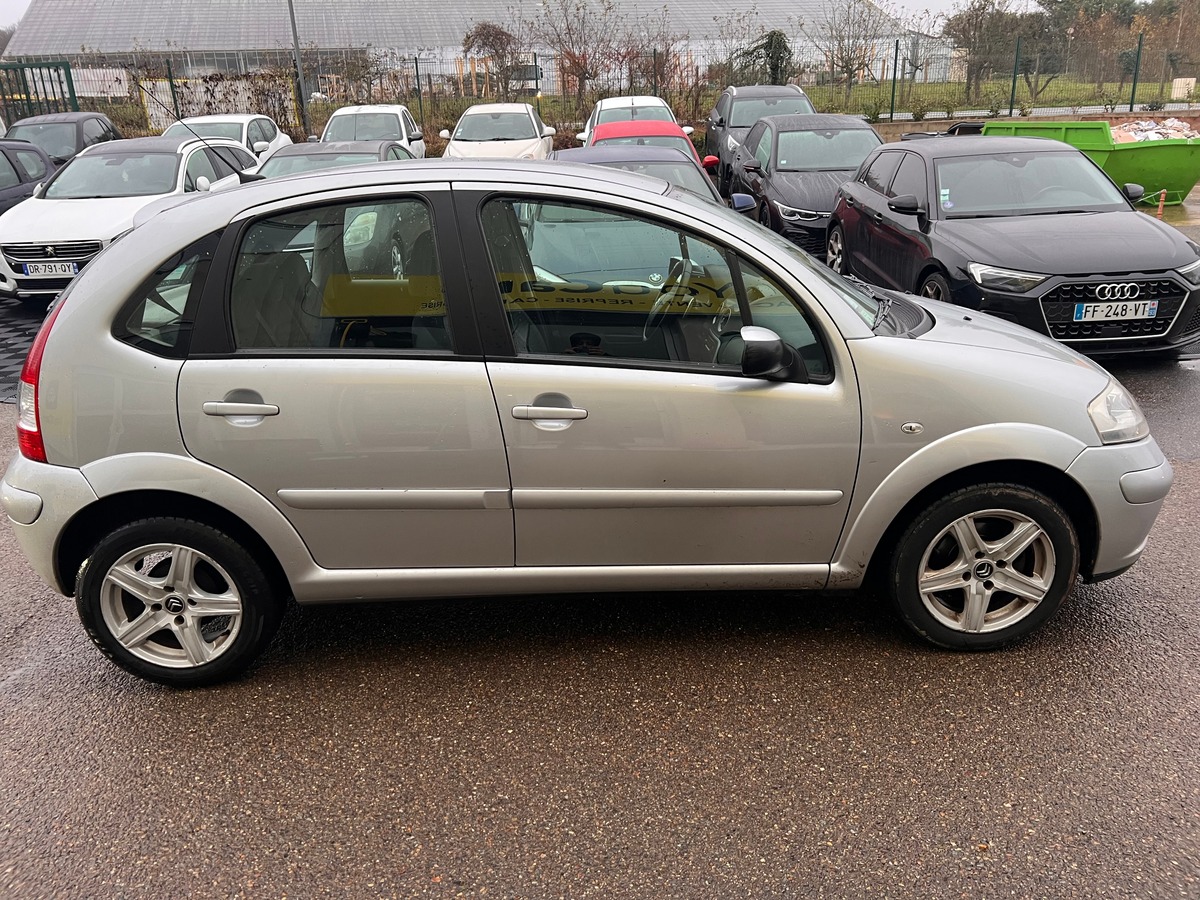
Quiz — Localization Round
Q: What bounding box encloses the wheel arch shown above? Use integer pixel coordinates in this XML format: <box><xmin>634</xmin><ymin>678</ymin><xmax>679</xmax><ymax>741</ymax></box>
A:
<box><xmin>915</xmin><ymin>261</ymin><xmax>950</xmax><ymax>293</ymax></box>
<box><xmin>860</xmin><ymin>460</ymin><xmax>1099</xmax><ymax>589</ymax></box>
<box><xmin>56</xmin><ymin>490</ymin><xmax>294</xmax><ymax>601</ymax></box>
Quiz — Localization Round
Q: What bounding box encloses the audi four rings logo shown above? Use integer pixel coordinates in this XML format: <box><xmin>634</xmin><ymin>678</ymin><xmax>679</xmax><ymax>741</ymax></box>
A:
<box><xmin>1094</xmin><ymin>283</ymin><xmax>1141</xmax><ymax>300</ymax></box>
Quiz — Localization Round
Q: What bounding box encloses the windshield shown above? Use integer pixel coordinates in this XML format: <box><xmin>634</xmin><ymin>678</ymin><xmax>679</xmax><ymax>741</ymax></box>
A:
<box><xmin>597</xmin><ymin>106</ymin><xmax>674</xmax><ymax>125</ymax></box>
<box><xmin>595</xmin><ymin>160</ymin><xmax>715</xmax><ymax>199</ymax></box>
<box><xmin>323</xmin><ymin>113</ymin><xmax>403</xmax><ymax>141</ymax></box>
<box><xmin>729</xmin><ymin>96</ymin><xmax>815</xmax><ymax>128</ymax></box>
<box><xmin>259</xmin><ymin>152</ymin><xmax>378</xmax><ymax>178</ymax></box>
<box><xmin>934</xmin><ymin>150</ymin><xmax>1127</xmax><ymax>218</ymax></box>
<box><xmin>164</xmin><ymin>122</ymin><xmax>243</xmax><ymax>141</ymax></box>
<box><xmin>7</xmin><ymin>122</ymin><xmax>76</xmax><ymax>159</ymax></box>
<box><xmin>776</xmin><ymin>128</ymin><xmax>881</xmax><ymax>171</ymax></box>
<box><xmin>594</xmin><ymin>135</ymin><xmax>693</xmax><ymax>157</ymax></box>
<box><xmin>45</xmin><ymin>151</ymin><xmax>180</xmax><ymax>198</ymax></box>
<box><xmin>454</xmin><ymin>111</ymin><xmax>536</xmax><ymax>141</ymax></box>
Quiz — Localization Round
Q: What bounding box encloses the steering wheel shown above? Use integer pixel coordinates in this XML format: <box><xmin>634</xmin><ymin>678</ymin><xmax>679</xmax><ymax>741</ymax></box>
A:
<box><xmin>642</xmin><ymin>256</ymin><xmax>695</xmax><ymax>340</ymax></box>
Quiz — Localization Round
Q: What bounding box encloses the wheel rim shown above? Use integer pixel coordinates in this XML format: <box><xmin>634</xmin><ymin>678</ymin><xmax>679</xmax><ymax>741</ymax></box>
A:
<box><xmin>390</xmin><ymin>242</ymin><xmax>404</xmax><ymax>279</ymax></box>
<box><xmin>99</xmin><ymin>543</ymin><xmax>245</xmax><ymax>669</ymax></box>
<box><xmin>921</xmin><ymin>278</ymin><xmax>946</xmax><ymax>301</ymax></box>
<box><xmin>758</xmin><ymin>204</ymin><xmax>771</xmax><ymax>228</ymax></box>
<box><xmin>827</xmin><ymin>230</ymin><xmax>843</xmax><ymax>271</ymax></box>
<box><xmin>917</xmin><ymin>509</ymin><xmax>1056</xmax><ymax>634</ymax></box>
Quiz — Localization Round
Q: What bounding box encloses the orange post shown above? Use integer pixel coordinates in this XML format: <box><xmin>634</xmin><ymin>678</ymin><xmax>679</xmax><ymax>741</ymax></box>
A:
<box><xmin>1157</xmin><ymin>189</ymin><xmax>1167</xmax><ymax>219</ymax></box>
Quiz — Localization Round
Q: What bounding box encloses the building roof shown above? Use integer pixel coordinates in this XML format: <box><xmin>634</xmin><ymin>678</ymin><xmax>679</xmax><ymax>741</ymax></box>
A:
<box><xmin>4</xmin><ymin>0</ymin><xmax>883</xmax><ymax>57</ymax></box>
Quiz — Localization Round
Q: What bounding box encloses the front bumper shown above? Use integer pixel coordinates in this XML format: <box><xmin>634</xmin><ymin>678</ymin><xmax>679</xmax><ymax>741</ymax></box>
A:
<box><xmin>0</xmin><ymin>241</ymin><xmax>104</xmax><ymax>302</ymax></box>
<box><xmin>953</xmin><ymin>271</ymin><xmax>1200</xmax><ymax>356</ymax></box>
<box><xmin>1</xmin><ymin>453</ymin><xmax>99</xmax><ymax>594</ymax></box>
<box><xmin>1065</xmin><ymin>436</ymin><xmax>1173</xmax><ymax>579</ymax></box>
<box><xmin>777</xmin><ymin>219</ymin><xmax>829</xmax><ymax>258</ymax></box>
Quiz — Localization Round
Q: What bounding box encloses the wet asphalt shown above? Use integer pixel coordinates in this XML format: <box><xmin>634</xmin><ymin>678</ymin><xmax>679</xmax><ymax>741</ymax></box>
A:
<box><xmin>0</xmin><ymin>353</ymin><xmax>1197</xmax><ymax>897</ymax></box>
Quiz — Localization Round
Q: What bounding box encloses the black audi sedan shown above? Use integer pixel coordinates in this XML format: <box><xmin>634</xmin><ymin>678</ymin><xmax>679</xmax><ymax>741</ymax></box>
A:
<box><xmin>828</xmin><ymin>135</ymin><xmax>1200</xmax><ymax>356</ymax></box>
<box><xmin>730</xmin><ymin>114</ymin><xmax>882</xmax><ymax>257</ymax></box>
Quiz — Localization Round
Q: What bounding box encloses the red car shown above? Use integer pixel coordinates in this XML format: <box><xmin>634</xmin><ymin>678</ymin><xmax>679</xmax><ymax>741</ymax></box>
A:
<box><xmin>588</xmin><ymin>120</ymin><xmax>718</xmax><ymax>172</ymax></box>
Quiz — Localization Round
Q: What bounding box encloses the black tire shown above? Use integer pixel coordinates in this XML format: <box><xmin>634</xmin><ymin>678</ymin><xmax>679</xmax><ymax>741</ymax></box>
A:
<box><xmin>827</xmin><ymin>224</ymin><xmax>848</xmax><ymax>274</ymax></box>
<box><xmin>757</xmin><ymin>201</ymin><xmax>773</xmax><ymax>230</ymax></box>
<box><xmin>888</xmin><ymin>484</ymin><xmax>1080</xmax><ymax>650</ymax></box>
<box><xmin>75</xmin><ymin>518</ymin><xmax>285</xmax><ymax>687</ymax></box>
<box><xmin>918</xmin><ymin>271</ymin><xmax>952</xmax><ymax>303</ymax></box>
<box><xmin>718</xmin><ymin>163</ymin><xmax>732</xmax><ymax>198</ymax></box>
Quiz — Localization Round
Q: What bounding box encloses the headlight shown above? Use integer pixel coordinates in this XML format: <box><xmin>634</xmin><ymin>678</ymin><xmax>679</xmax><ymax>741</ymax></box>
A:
<box><xmin>774</xmin><ymin>202</ymin><xmax>823</xmax><ymax>221</ymax></box>
<box><xmin>967</xmin><ymin>262</ymin><xmax>1048</xmax><ymax>293</ymax></box>
<box><xmin>1176</xmin><ymin>257</ymin><xmax>1200</xmax><ymax>286</ymax></box>
<box><xmin>727</xmin><ymin>135</ymin><xmax>739</xmax><ymax>152</ymax></box>
<box><xmin>1088</xmin><ymin>378</ymin><xmax>1149</xmax><ymax>444</ymax></box>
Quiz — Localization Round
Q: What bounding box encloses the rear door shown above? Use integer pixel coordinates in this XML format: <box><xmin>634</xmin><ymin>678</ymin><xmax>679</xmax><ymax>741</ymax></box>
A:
<box><xmin>848</xmin><ymin>150</ymin><xmax>902</xmax><ymax>284</ymax></box>
<box><xmin>0</xmin><ymin>151</ymin><xmax>28</xmax><ymax>213</ymax></box>
<box><xmin>177</xmin><ymin>185</ymin><xmax>513</xmax><ymax>570</ymax></box>
<box><xmin>458</xmin><ymin>189</ymin><xmax>860</xmax><ymax>571</ymax></box>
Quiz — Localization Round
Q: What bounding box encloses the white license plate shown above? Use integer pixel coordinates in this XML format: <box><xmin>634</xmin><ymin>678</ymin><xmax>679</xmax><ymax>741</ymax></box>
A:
<box><xmin>1073</xmin><ymin>300</ymin><xmax>1159</xmax><ymax>322</ymax></box>
<box><xmin>23</xmin><ymin>262</ymin><xmax>78</xmax><ymax>276</ymax></box>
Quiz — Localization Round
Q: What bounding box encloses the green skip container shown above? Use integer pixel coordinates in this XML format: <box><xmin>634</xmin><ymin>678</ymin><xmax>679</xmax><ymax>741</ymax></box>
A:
<box><xmin>980</xmin><ymin>120</ymin><xmax>1200</xmax><ymax>205</ymax></box>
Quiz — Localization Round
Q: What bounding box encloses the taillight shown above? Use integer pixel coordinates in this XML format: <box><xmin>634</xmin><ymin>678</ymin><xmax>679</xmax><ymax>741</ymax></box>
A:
<box><xmin>16</xmin><ymin>300</ymin><xmax>66</xmax><ymax>463</ymax></box>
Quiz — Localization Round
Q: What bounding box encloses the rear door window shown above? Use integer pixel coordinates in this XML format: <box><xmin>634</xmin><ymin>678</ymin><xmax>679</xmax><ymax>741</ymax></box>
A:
<box><xmin>862</xmin><ymin>152</ymin><xmax>902</xmax><ymax>195</ymax></box>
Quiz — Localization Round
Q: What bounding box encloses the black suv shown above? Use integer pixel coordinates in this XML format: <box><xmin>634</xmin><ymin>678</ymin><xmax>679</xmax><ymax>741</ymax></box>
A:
<box><xmin>5</xmin><ymin>112</ymin><xmax>123</xmax><ymax>165</ymax></box>
<box><xmin>706</xmin><ymin>85</ymin><xmax>815</xmax><ymax>196</ymax></box>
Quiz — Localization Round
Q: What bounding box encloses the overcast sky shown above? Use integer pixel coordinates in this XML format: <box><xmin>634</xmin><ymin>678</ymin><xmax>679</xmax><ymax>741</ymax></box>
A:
<box><xmin>1</xmin><ymin>0</ymin><xmax>29</xmax><ymax>28</ymax></box>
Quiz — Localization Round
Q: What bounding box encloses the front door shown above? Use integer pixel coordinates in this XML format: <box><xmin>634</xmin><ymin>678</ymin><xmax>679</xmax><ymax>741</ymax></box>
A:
<box><xmin>177</xmin><ymin>187</ymin><xmax>513</xmax><ymax>570</ymax></box>
<box><xmin>463</xmin><ymin>192</ymin><xmax>860</xmax><ymax>570</ymax></box>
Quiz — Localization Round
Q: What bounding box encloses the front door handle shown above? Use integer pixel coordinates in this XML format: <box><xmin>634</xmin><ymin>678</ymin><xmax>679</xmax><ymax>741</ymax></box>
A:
<box><xmin>203</xmin><ymin>401</ymin><xmax>280</xmax><ymax>417</ymax></box>
<box><xmin>512</xmin><ymin>405</ymin><xmax>587</xmax><ymax>421</ymax></box>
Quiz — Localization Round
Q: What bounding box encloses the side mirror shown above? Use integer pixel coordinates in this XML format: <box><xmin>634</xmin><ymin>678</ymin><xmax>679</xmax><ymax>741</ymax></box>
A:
<box><xmin>409</xmin><ymin>131</ymin><xmax>423</xmax><ymax>142</ymax></box>
<box><xmin>32</xmin><ymin>182</ymin><xmax>43</xmax><ymax>198</ymax></box>
<box><xmin>576</xmin><ymin>131</ymin><xmax>587</xmax><ymax>142</ymax></box>
<box><xmin>702</xmin><ymin>154</ymin><xmax>719</xmax><ymax>171</ymax></box>
<box><xmin>887</xmin><ymin>193</ymin><xmax>925</xmax><ymax>215</ymax></box>
<box><xmin>714</xmin><ymin>116</ymin><xmax>725</xmax><ymax>127</ymax></box>
<box><xmin>740</xmin><ymin>325</ymin><xmax>805</xmax><ymax>381</ymax></box>
<box><xmin>252</xmin><ymin>141</ymin><xmax>270</xmax><ymax>154</ymax></box>
<box><xmin>195</xmin><ymin>176</ymin><xmax>212</xmax><ymax>192</ymax></box>
<box><xmin>439</xmin><ymin>129</ymin><xmax>451</xmax><ymax>139</ymax></box>
<box><xmin>306</xmin><ymin>135</ymin><xmax>319</xmax><ymax>143</ymax></box>
<box><xmin>681</xmin><ymin>125</ymin><xmax>694</xmax><ymax>136</ymax></box>
<box><xmin>729</xmin><ymin>193</ymin><xmax>756</xmax><ymax>215</ymax></box>
<box><xmin>1123</xmin><ymin>183</ymin><xmax>1145</xmax><ymax>202</ymax></box>
<box><xmin>543</xmin><ymin>125</ymin><xmax>556</xmax><ymax>137</ymax></box>
<box><xmin>742</xmin><ymin>158</ymin><xmax>762</xmax><ymax>173</ymax></box>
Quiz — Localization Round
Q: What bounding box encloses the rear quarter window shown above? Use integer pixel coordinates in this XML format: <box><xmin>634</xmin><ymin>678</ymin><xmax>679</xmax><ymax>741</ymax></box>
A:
<box><xmin>113</xmin><ymin>234</ymin><xmax>220</xmax><ymax>358</ymax></box>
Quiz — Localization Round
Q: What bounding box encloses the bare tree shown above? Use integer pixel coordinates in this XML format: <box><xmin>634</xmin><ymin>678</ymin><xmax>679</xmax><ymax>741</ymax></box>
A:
<box><xmin>463</xmin><ymin>18</ymin><xmax>533</xmax><ymax>101</ymax></box>
<box><xmin>525</xmin><ymin>0</ymin><xmax>626</xmax><ymax>114</ymax></box>
<box><xmin>0</xmin><ymin>24</ymin><xmax>16</xmax><ymax>57</ymax></box>
<box><xmin>622</xmin><ymin>6</ymin><xmax>688</xmax><ymax>95</ymax></box>
<box><xmin>708</xmin><ymin>7</ymin><xmax>764</xmax><ymax>86</ymax></box>
<box><xmin>806</xmin><ymin>0</ymin><xmax>896</xmax><ymax>105</ymax></box>
<box><xmin>942</xmin><ymin>0</ymin><xmax>1017</xmax><ymax>101</ymax></box>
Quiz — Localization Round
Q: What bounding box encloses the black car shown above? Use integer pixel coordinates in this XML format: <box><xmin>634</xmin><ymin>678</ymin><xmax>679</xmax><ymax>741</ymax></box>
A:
<box><xmin>706</xmin><ymin>84</ymin><xmax>815</xmax><ymax>197</ymax></box>
<box><xmin>5</xmin><ymin>112</ymin><xmax>122</xmax><ymax>165</ymax></box>
<box><xmin>255</xmin><ymin>140</ymin><xmax>414</xmax><ymax>178</ymax></box>
<box><xmin>0</xmin><ymin>139</ymin><xmax>55</xmax><ymax>215</ymax></box>
<box><xmin>730</xmin><ymin>114</ymin><xmax>882</xmax><ymax>257</ymax></box>
<box><xmin>828</xmin><ymin>135</ymin><xmax>1200</xmax><ymax>356</ymax></box>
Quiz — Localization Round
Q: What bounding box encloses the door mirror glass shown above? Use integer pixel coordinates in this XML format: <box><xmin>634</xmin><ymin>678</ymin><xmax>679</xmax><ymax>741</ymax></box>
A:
<box><xmin>1123</xmin><ymin>183</ymin><xmax>1145</xmax><ymax>202</ymax></box>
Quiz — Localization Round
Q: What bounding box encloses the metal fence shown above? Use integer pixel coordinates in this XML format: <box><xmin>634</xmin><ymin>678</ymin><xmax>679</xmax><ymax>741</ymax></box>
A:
<box><xmin>10</xmin><ymin>33</ymin><xmax>1200</xmax><ymax>140</ymax></box>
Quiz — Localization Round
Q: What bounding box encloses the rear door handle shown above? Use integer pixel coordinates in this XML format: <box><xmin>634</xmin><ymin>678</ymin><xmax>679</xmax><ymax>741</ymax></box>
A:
<box><xmin>203</xmin><ymin>402</ymin><xmax>280</xmax><ymax>417</ymax></box>
<box><xmin>512</xmin><ymin>406</ymin><xmax>587</xmax><ymax>420</ymax></box>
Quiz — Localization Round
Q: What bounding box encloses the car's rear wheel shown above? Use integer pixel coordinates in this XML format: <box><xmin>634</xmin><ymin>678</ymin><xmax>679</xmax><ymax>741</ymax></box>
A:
<box><xmin>919</xmin><ymin>271</ymin><xmax>952</xmax><ymax>302</ymax></box>
<box><xmin>76</xmin><ymin>518</ymin><xmax>284</xmax><ymax>687</ymax></box>
<box><xmin>827</xmin><ymin>225</ymin><xmax>848</xmax><ymax>274</ymax></box>
<box><xmin>888</xmin><ymin>484</ymin><xmax>1079</xmax><ymax>649</ymax></box>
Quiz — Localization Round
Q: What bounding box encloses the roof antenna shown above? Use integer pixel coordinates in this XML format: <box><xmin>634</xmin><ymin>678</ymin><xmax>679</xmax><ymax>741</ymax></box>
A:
<box><xmin>130</xmin><ymin>69</ymin><xmax>265</xmax><ymax>184</ymax></box>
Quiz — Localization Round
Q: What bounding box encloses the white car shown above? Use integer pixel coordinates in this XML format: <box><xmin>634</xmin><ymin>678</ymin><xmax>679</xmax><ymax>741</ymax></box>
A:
<box><xmin>0</xmin><ymin>135</ymin><xmax>255</xmax><ymax>308</ymax></box>
<box><xmin>577</xmin><ymin>95</ymin><xmax>691</xmax><ymax>144</ymax></box>
<box><xmin>319</xmin><ymin>105</ymin><xmax>426</xmax><ymax>158</ymax></box>
<box><xmin>162</xmin><ymin>114</ymin><xmax>292</xmax><ymax>158</ymax></box>
<box><xmin>439</xmin><ymin>103</ymin><xmax>555</xmax><ymax>160</ymax></box>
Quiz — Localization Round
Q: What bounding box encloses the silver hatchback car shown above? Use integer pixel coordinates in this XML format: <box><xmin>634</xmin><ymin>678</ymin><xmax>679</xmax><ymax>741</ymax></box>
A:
<box><xmin>1</xmin><ymin>161</ymin><xmax>1173</xmax><ymax>686</ymax></box>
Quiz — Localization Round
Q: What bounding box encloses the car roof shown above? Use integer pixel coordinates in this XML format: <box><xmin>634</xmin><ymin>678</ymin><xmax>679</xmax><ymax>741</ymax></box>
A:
<box><xmin>554</xmin><ymin>146</ymin><xmax>698</xmax><ymax>165</ymax></box>
<box><xmin>725</xmin><ymin>84</ymin><xmax>808</xmax><ymax>99</ymax></box>
<box><xmin>884</xmin><ymin>135</ymin><xmax>1074</xmax><ymax>159</ymax></box>
<box><xmin>173</xmin><ymin>114</ymin><xmax>261</xmax><ymax>125</ymax></box>
<box><xmin>756</xmin><ymin>113</ymin><xmax>874</xmax><ymax>131</ymax></box>
<box><xmin>327</xmin><ymin>105</ymin><xmax>409</xmax><ymax>115</ymax></box>
<box><xmin>596</xmin><ymin>95</ymin><xmax>669</xmax><ymax>108</ymax></box>
<box><xmin>592</xmin><ymin>120</ymin><xmax>689</xmax><ymax>138</ymax></box>
<box><xmin>83</xmin><ymin>136</ymin><xmax>244</xmax><ymax>155</ymax></box>
<box><xmin>10</xmin><ymin>112</ymin><xmax>106</xmax><ymax>125</ymax></box>
<box><xmin>461</xmin><ymin>103</ymin><xmax>533</xmax><ymax>116</ymax></box>
<box><xmin>270</xmin><ymin>140</ymin><xmax>395</xmax><ymax>156</ymax></box>
<box><xmin>0</xmin><ymin>138</ymin><xmax>49</xmax><ymax>152</ymax></box>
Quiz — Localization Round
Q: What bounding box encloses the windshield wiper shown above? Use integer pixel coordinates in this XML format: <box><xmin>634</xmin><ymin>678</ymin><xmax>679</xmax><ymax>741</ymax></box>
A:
<box><xmin>1021</xmin><ymin>209</ymin><xmax>1098</xmax><ymax>216</ymax></box>
<box><xmin>847</xmin><ymin>275</ymin><xmax>895</xmax><ymax>328</ymax></box>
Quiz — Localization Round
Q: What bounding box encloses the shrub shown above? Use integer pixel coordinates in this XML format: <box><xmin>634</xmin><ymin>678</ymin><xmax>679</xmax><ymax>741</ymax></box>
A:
<box><xmin>861</xmin><ymin>95</ymin><xmax>886</xmax><ymax>123</ymax></box>
<box><xmin>909</xmin><ymin>95</ymin><xmax>930</xmax><ymax>122</ymax></box>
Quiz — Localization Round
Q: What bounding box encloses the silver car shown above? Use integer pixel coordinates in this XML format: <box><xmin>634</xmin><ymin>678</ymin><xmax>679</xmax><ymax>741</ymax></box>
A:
<box><xmin>0</xmin><ymin>160</ymin><xmax>1173</xmax><ymax>686</ymax></box>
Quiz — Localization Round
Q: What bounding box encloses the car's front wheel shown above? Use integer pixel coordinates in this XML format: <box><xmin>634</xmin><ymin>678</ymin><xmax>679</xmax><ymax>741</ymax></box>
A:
<box><xmin>76</xmin><ymin>518</ymin><xmax>285</xmax><ymax>687</ymax></box>
<box><xmin>919</xmin><ymin>271</ymin><xmax>952</xmax><ymax>302</ymax></box>
<box><xmin>827</xmin><ymin>224</ymin><xmax>848</xmax><ymax>274</ymax></box>
<box><xmin>888</xmin><ymin>484</ymin><xmax>1080</xmax><ymax>649</ymax></box>
<box><xmin>757</xmin><ymin>201</ymin><xmax>773</xmax><ymax>230</ymax></box>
